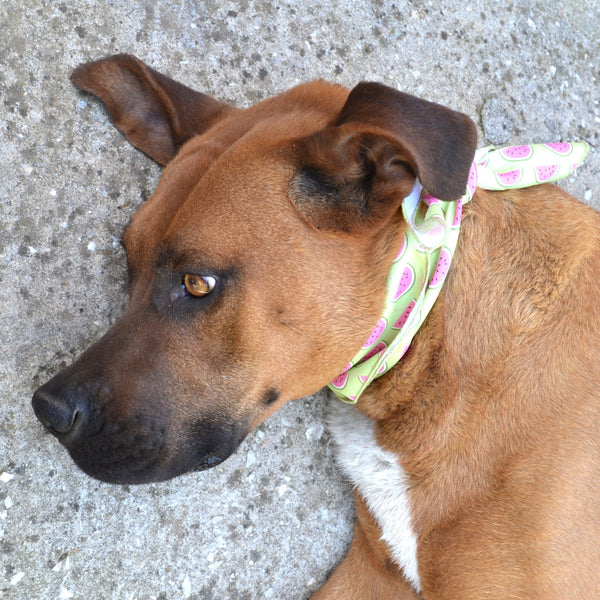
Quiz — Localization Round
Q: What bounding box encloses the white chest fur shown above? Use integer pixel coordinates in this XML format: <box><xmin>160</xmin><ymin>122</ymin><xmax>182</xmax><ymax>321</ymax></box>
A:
<box><xmin>327</xmin><ymin>401</ymin><xmax>421</xmax><ymax>592</ymax></box>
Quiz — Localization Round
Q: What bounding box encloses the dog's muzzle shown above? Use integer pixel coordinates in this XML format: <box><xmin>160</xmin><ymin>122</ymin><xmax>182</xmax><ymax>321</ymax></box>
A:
<box><xmin>32</xmin><ymin>365</ymin><xmax>247</xmax><ymax>484</ymax></box>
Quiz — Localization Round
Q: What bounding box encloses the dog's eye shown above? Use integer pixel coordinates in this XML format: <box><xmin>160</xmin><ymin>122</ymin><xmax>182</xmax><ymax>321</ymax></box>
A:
<box><xmin>182</xmin><ymin>273</ymin><xmax>216</xmax><ymax>297</ymax></box>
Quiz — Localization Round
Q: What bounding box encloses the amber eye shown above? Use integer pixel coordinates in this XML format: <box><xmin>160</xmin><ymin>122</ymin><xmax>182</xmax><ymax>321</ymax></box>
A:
<box><xmin>182</xmin><ymin>273</ymin><xmax>216</xmax><ymax>297</ymax></box>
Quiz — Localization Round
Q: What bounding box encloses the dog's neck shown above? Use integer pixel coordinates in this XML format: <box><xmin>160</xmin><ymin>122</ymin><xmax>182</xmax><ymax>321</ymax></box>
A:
<box><xmin>329</xmin><ymin>179</ymin><xmax>469</xmax><ymax>403</ymax></box>
<box><xmin>358</xmin><ymin>180</ymin><xmax>598</xmax><ymax>534</ymax></box>
<box><xmin>329</xmin><ymin>142</ymin><xmax>590</xmax><ymax>404</ymax></box>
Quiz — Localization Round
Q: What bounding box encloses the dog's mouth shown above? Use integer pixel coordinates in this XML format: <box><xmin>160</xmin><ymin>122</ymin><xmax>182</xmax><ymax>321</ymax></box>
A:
<box><xmin>191</xmin><ymin>454</ymin><xmax>227</xmax><ymax>471</ymax></box>
<box><xmin>58</xmin><ymin>414</ymin><xmax>249</xmax><ymax>485</ymax></box>
<box><xmin>67</xmin><ymin>444</ymin><xmax>225</xmax><ymax>485</ymax></box>
<box><xmin>62</xmin><ymin>417</ymin><xmax>168</xmax><ymax>484</ymax></box>
<box><xmin>70</xmin><ymin>450</ymin><xmax>165</xmax><ymax>485</ymax></box>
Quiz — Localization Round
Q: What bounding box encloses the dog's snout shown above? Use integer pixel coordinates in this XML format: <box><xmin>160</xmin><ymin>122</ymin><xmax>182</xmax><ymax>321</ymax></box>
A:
<box><xmin>32</xmin><ymin>387</ymin><xmax>81</xmax><ymax>436</ymax></box>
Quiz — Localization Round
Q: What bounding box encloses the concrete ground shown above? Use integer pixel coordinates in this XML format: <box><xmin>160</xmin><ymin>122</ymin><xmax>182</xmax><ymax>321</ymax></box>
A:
<box><xmin>1</xmin><ymin>1</ymin><xmax>599</xmax><ymax>599</ymax></box>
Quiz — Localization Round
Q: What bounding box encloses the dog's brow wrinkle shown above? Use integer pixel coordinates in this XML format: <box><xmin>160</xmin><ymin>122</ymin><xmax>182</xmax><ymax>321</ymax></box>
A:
<box><xmin>153</xmin><ymin>245</ymin><xmax>178</xmax><ymax>269</ymax></box>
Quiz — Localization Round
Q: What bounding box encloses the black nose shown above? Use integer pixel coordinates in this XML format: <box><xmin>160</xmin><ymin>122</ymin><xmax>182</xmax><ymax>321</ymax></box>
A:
<box><xmin>32</xmin><ymin>387</ymin><xmax>80</xmax><ymax>436</ymax></box>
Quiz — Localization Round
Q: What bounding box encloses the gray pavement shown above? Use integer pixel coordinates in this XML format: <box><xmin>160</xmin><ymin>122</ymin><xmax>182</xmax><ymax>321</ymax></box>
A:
<box><xmin>1</xmin><ymin>1</ymin><xmax>599</xmax><ymax>599</ymax></box>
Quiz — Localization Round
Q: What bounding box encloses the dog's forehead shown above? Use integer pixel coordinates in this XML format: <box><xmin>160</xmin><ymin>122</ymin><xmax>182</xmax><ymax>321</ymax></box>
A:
<box><xmin>159</xmin><ymin>150</ymin><xmax>311</xmax><ymax>275</ymax></box>
<box><xmin>179</xmin><ymin>78</ymin><xmax>349</xmax><ymax>160</ymax></box>
<box><xmin>124</xmin><ymin>81</ymin><xmax>349</xmax><ymax>270</ymax></box>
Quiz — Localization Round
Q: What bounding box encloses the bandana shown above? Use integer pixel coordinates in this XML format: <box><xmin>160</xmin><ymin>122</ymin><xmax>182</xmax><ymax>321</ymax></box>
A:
<box><xmin>329</xmin><ymin>142</ymin><xmax>590</xmax><ymax>403</ymax></box>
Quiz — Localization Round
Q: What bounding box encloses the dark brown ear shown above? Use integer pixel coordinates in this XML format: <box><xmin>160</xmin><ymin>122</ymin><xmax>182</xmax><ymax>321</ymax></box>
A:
<box><xmin>70</xmin><ymin>54</ymin><xmax>236</xmax><ymax>165</ymax></box>
<box><xmin>291</xmin><ymin>82</ymin><xmax>477</xmax><ymax>232</ymax></box>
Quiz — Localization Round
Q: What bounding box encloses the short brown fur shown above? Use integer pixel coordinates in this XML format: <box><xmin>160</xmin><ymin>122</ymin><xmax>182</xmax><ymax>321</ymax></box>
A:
<box><xmin>32</xmin><ymin>55</ymin><xmax>600</xmax><ymax>598</ymax></box>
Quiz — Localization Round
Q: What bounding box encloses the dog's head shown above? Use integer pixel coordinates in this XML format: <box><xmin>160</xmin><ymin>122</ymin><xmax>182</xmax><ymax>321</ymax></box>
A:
<box><xmin>32</xmin><ymin>55</ymin><xmax>476</xmax><ymax>483</ymax></box>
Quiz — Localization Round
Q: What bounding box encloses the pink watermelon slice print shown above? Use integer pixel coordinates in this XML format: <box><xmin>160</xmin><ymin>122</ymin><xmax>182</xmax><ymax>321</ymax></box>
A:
<box><xmin>466</xmin><ymin>163</ymin><xmax>477</xmax><ymax>198</ymax></box>
<box><xmin>500</xmin><ymin>145</ymin><xmax>533</xmax><ymax>160</ymax></box>
<box><xmin>423</xmin><ymin>193</ymin><xmax>439</xmax><ymax>206</ymax></box>
<box><xmin>545</xmin><ymin>142</ymin><xmax>572</xmax><ymax>156</ymax></box>
<box><xmin>393</xmin><ymin>234</ymin><xmax>408</xmax><ymax>262</ymax></box>
<box><xmin>393</xmin><ymin>264</ymin><xmax>415</xmax><ymax>301</ymax></box>
<box><xmin>535</xmin><ymin>164</ymin><xmax>559</xmax><ymax>183</ymax></box>
<box><xmin>452</xmin><ymin>197</ymin><xmax>463</xmax><ymax>227</ymax></box>
<box><xmin>495</xmin><ymin>169</ymin><xmax>523</xmax><ymax>187</ymax></box>
<box><xmin>362</xmin><ymin>318</ymin><xmax>387</xmax><ymax>349</ymax></box>
<box><xmin>393</xmin><ymin>300</ymin><xmax>416</xmax><ymax>330</ymax></box>
<box><xmin>429</xmin><ymin>247</ymin><xmax>452</xmax><ymax>288</ymax></box>
<box><xmin>362</xmin><ymin>342</ymin><xmax>387</xmax><ymax>362</ymax></box>
<box><xmin>331</xmin><ymin>370</ymin><xmax>348</xmax><ymax>389</ymax></box>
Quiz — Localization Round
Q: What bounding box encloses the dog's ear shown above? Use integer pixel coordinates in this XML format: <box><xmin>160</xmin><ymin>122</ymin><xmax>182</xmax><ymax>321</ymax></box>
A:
<box><xmin>70</xmin><ymin>54</ymin><xmax>236</xmax><ymax>165</ymax></box>
<box><xmin>291</xmin><ymin>82</ymin><xmax>477</xmax><ymax>232</ymax></box>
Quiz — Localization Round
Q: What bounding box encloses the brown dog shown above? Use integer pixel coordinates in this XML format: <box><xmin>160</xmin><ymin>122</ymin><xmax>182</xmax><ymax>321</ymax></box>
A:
<box><xmin>32</xmin><ymin>55</ymin><xmax>600</xmax><ymax>599</ymax></box>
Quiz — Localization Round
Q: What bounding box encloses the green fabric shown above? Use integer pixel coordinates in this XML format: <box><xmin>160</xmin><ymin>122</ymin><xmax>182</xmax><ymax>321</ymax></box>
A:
<box><xmin>329</xmin><ymin>142</ymin><xmax>590</xmax><ymax>403</ymax></box>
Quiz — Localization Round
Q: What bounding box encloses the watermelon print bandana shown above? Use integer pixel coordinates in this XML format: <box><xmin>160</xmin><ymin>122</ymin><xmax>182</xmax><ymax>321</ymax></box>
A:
<box><xmin>329</xmin><ymin>142</ymin><xmax>590</xmax><ymax>403</ymax></box>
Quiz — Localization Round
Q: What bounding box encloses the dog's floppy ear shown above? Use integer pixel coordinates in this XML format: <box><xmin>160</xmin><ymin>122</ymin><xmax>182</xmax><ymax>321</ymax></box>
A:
<box><xmin>291</xmin><ymin>82</ymin><xmax>477</xmax><ymax>232</ymax></box>
<box><xmin>71</xmin><ymin>54</ymin><xmax>236</xmax><ymax>165</ymax></box>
